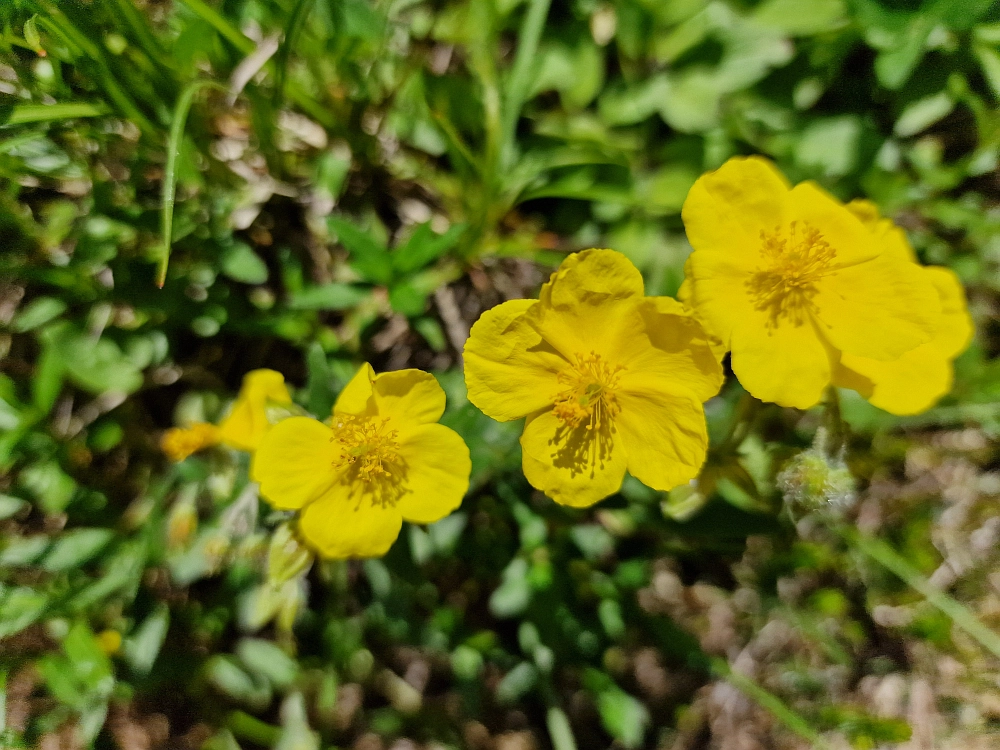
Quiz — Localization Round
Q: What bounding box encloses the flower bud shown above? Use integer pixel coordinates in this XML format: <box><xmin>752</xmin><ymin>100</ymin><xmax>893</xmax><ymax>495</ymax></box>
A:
<box><xmin>268</xmin><ymin>523</ymin><xmax>314</xmax><ymax>586</ymax></box>
<box><xmin>777</xmin><ymin>428</ymin><xmax>855</xmax><ymax>517</ymax></box>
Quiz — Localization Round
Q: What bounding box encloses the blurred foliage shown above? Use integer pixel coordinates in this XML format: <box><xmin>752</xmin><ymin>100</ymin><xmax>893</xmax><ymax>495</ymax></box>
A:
<box><xmin>1</xmin><ymin>0</ymin><xmax>1000</xmax><ymax>747</ymax></box>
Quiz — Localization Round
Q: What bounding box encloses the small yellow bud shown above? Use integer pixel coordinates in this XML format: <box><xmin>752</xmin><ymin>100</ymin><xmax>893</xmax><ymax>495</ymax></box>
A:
<box><xmin>96</xmin><ymin>629</ymin><xmax>122</xmax><ymax>656</ymax></box>
<box><xmin>161</xmin><ymin>422</ymin><xmax>220</xmax><ymax>461</ymax></box>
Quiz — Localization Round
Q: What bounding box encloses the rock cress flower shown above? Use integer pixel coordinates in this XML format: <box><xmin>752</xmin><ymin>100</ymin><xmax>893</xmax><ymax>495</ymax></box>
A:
<box><xmin>830</xmin><ymin>200</ymin><xmax>973</xmax><ymax>415</ymax></box>
<box><xmin>161</xmin><ymin>368</ymin><xmax>291</xmax><ymax>460</ymax></box>
<box><xmin>679</xmin><ymin>156</ymin><xmax>941</xmax><ymax>409</ymax></box>
<box><xmin>252</xmin><ymin>364</ymin><xmax>470</xmax><ymax>559</ymax></box>
<box><xmin>463</xmin><ymin>249</ymin><xmax>723</xmax><ymax>508</ymax></box>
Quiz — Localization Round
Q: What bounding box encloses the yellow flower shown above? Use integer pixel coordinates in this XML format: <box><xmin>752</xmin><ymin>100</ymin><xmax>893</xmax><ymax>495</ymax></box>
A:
<box><xmin>679</xmin><ymin>156</ymin><xmax>941</xmax><ymax>409</ymax></box>
<box><xmin>251</xmin><ymin>364</ymin><xmax>471</xmax><ymax>559</ymax></box>
<box><xmin>161</xmin><ymin>422</ymin><xmax>219</xmax><ymax>461</ymax></box>
<box><xmin>463</xmin><ymin>249</ymin><xmax>723</xmax><ymax>508</ymax></box>
<box><xmin>829</xmin><ymin>200</ymin><xmax>973</xmax><ymax>415</ymax></box>
<box><xmin>161</xmin><ymin>369</ymin><xmax>291</xmax><ymax>460</ymax></box>
<box><xmin>217</xmin><ymin>369</ymin><xmax>292</xmax><ymax>451</ymax></box>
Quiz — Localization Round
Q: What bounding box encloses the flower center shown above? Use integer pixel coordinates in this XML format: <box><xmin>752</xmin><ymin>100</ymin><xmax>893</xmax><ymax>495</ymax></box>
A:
<box><xmin>746</xmin><ymin>221</ymin><xmax>836</xmax><ymax>327</ymax></box>
<box><xmin>552</xmin><ymin>352</ymin><xmax>625</xmax><ymax>431</ymax></box>
<box><xmin>332</xmin><ymin>414</ymin><xmax>403</xmax><ymax>489</ymax></box>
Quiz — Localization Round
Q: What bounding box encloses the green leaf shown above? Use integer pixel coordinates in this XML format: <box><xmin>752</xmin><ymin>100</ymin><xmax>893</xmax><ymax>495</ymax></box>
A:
<box><xmin>236</xmin><ymin>639</ymin><xmax>300</xmax><ymax>690</ymax></box>
<box><xmin>569</xmin><ymin>525</ymin><xmax>614</xmax><ymax>561</ymax></box>
<box><xmin>530</xmin><ymin>39</ymin><xmax>605</xmax><ymax>110</ymax></box>
<box><xmin>974</xmin><ymin>43</ymin><xmax>1000</xmax><ymax>101</ymax></box>
<box><xmin>123</xmin><ymin>604</ymin><xmax>170</xmax><ymax>675</ymax></box>
<box><xmin>0</xmin><ymin>495</ymin><xmax>27</xmax><ymax>521</ymax></box>
<box><xmin>61</xmin><ymin>620</ymin><xmax>114</xmax><ymax>687</ymax></box>
<box><xmin>496</xmin><ymin>662</ymin><xmax>538</xmax><ymax>703</ymax></box>
<box><xmin>388</xmin><ymin>281</ymin><xmax>428</xmax><ymax>316</ymax></box>
<box><xmin>19</xmin><ymin>461</ymin><xmax>77</xmax><ymax>514</ymax></box>
<box><xmin>598</xmin><ymin>75</ymin><xmax>671</xmax><ymax>126</ymax></box>
<box><xmin>413</xmin><ymin>317</ymin><xmax>447</xmax><ymax>352</ymax></box>
<box><xmin>658</xmin><ymin>71</ymin><xmax>724</xmax><ymax>133</ymax></box>
<box><xmin>339</xmin><ymin>0</ymin><xmax>385</xmax><ymax>40</ymax></box>
<box><xmin>874</xmin><ymin>16</ymin><xmax>934</xmax><ymax>90</ymax></box>
<box><xmin>0</xmin><ymin>536</ymin><xmax>50</xmax><ymax>568</ymax></box>
<box><xmin>795</xmin><ymin>116</ymin><xmax>862</xmax><ymax>176</ymax></box>
<box><xmin>41</xmin><ymin>528</ymin><xmax>114</xmax><ymax>572</ymax></box>
<box><xmin>32</xmin><ymin>339</ymin><xmax>65</xmax><ymax>416</ymax></box>
<box><xmin>596</xmin><ymin>688</ymin><xmax>650</xmax><ymax>749</ymax></box>
<box><xmin>329</xmin><ymin>217</ymin><xmax>393</xmax><ymax>284</ymax></box>
<box><xmin>304</xmin><ymin>343</ymin><xmax>338</xmax><ymax>417</ymax></box>
<box><xmin>392</xmin><ymin>223</ymin><xmax>466</xmax><ymax>274</ymax></box>
<box><xmin>753</xmin><ymin>0</ymin><xmax>846</xmax><ymax>35</ymax></box>
<box><xmin>0</xmin><ymin>586</ymin><xmax>48</xmax><ymax>639</ymax></box>
<box><xmin>11</xmin><ymin>297</ymin><xmax>66</xmax><ymax>333</ymax></box>
<box><xmin>40</xmin><ymin>323</ymin><xmax>143</xmax><ymax>397</ymax></box>
<box><xmin>489</xmin><ymin>558</ymin><xmax>532</xmax><ymax>618</ymax></box>
<box><xmin>895</xmin><ymin>92</ymin><xmax>955</xmax><ymax>137</ymax></box>
<box><xmin>220</xmin><ymin>242</ymin><xmax>269</xmax><ymax>284</ymax></box>
<box><xmin>288</xmin><ymin>283</ymin><xmax>370</xmax><ymax>310</ymax></box>
<box><xmin>205</xmin><ymin>656</ymin><xmax>267</xmax><ymax>705</ymax></box>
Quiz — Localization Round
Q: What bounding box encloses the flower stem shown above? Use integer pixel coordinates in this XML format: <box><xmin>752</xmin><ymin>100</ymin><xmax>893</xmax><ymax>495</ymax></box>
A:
<box><xmin>720</xmin><ymin>390</ymin><xmax>760</xmax><ymax>452</ymax></box>
<box><xmin>842</xmin><ymin>527</ymin><xmax>1000</xmax><ymax>661</ymax></box>
<box><xmin>823</xmin><ymin>386</ymin><xmax>844</xmax><ymax>457</ymax></box>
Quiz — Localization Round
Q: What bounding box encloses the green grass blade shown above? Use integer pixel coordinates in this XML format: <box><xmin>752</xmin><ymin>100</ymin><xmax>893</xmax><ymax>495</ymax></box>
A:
<box><xmin>175</xmin><ymin>0</ymin><xmax>254</xmax><ymax>54</ymax></box>
<box><xmin>158</xmin><ymin>79</ymin><xmax>227</xmax><ymax>288</ymax></box>
<box><xmin>32</xmin><ymin>0</ymin><xmax>157</xmax><ymax>136</ymax></box>
<box><xmin>104</xmin><ymin>0</ymin><xmax>174</xmax><ymax>80</ymax></box>
<box><xmin>710</xmin><ymin>658</ymin><xmax>832</xmax><ymax>749</ymax></box>
<box><xmin>273</xmin><ymin>0</ymin><xmax>316</xmax><ymax>107</ymax></box>
<box><xmin>4</xmin><ymin>102</ymin><xmax>109</xmax><ymax>125</ymax></box>
<box><xmin>844</xmin><ymin>528</ymin><xmax>1000</xmax><ymax>661</ymax></box>
<box><xmin>174</xmin><ymin>0</ymin><xmax>334</xmax><ymax>127</ymax></box>
<box><xmin>500</xmin><ymin>0</ymin><xmax>551</xmax><ymax>168</ymax></box>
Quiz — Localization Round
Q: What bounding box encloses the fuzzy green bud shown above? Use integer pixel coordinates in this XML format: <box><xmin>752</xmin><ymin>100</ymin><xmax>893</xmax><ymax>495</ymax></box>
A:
<box><xmin>777</xmin><ymin>428</ymin><xmax>855</xmax><ymax>518</ymax></box>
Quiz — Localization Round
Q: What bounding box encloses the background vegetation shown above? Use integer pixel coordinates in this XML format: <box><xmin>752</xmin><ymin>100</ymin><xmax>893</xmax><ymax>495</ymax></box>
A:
<box><xmin>1</xmin><ymin>0</ymin><xmax>1000</xmax><ymax>747</ymax></box>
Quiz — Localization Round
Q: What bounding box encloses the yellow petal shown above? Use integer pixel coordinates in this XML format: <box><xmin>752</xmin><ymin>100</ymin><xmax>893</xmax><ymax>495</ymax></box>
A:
<box><xmin>520</xmin><ymin>409</ymin><xmax>627</xmax><ymax>507</ymax></box>
<box><xmin>372</xmin><ymin>369</ymin><xmax>447</xmax><ymax>426</ymax></box>
<box><xmin>786</xmin><ymin>182</ymin><xmax>881</xmax><ymax>266</ymax></box>
<box><xmin>217</xmin><ymin>369</ymin><xmax>292</xmax><ymax>451</ymax></box>
<box><xmin>814</xmin><ymin>254</ymin><xmax>939</xmax><ymax>361</ymax></box>
<box><xmin>299</xmin><ymin>484</ymin><xmax>402</xmax><ymax>559</ymax></box>
<box><xmin>845</xmin><ymin>199</ymin><xmax>916</xmax><ymax>263</ymax></box>
<box><xmin>834</xmin><ymin>267</ymin><xmax>972</xmax><ymax>416</ymax></box>
<box><xmin>837</xmin><ymin>347</ymin><xmax>951</xmax><ymax>416</ymax></box>
<box><xmin>926</xmin><ymin>267</ymin><xmax>973</xmax><ymax>359</ymax></box>
<box><xmin>615</xmin><ymin>389</ymin><xmax>708</xmax><ymax>491</ymax></box>
<box><xmin>395</xmin><ymin>423</ymin><xmax>471</xmax><ymax>524</ymax></box>
<box><xmin>681</xmin><ymin>156</ymin><xmax>790</xmax><ymax>272</ymax></box>
<box><xmin>526</xmin><ymin>249</ymin><xmax>646</xmax><ymax>360</ymax></box>
<box><xmin>731</xmin><ymin>316</ymin><xmax>832</xmax><ymax>409</ymax></box>
<box><xmin>464</xmin><ymin>299</ymin><xmax>564</xmax><ymax>421</ymax></box>
<box><xmin>252</xmin><ymin>417</ymin><xmax>340</xmax><ymax>510</ymax></box>
<box><xmin>334</xmin><ymin>363</ymin><xmax>377</xmax><ymax>415</ymax></box>
<box><xmin>829</xmin><ymin>358</ymin><xmax>874</xmax><ymax>399</ymax></box>
<box><xmin>616</xmin><ymin>297</ymin><xmax>725</xmax><ymax>402</ymax></box>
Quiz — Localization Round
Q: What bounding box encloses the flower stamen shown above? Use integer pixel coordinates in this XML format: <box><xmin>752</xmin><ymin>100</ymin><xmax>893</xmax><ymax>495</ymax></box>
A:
<box><xmin>552</xmin><ymin>352</ymin><xmax>624</xmax><ymax>431</ymax></box>
<box><xmin>332</xmin><ymin>415</ymin><xmax>405</xmax><ymax>507</ymax></box>
<box><xmin>747</xmin><ymin>221</ymin><xmax>836</xmax><ymax>327</ymax></box>
<box><xmin>548</xmin><ymin>352</ymin><xmax>625</xmax><ymax>476</ymax></box>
